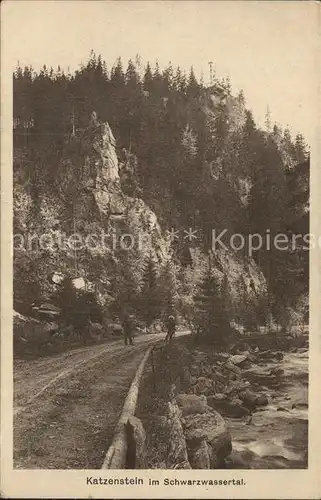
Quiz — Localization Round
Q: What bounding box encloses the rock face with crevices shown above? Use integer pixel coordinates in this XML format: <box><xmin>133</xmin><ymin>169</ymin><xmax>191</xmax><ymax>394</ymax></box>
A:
<box><xmin>176</xmin><ymin>393</ymin><xmax>232</xmax><ymax>469</ymax></box>
<box><xmin>167</xmin><ymin>399</ymin><xmax>192</xmax><ymax>469</ymax></box>
<box><xmin>13</xmin><ymin>115</ymin><xmax>171</xmax><ymax>313</ymax></box>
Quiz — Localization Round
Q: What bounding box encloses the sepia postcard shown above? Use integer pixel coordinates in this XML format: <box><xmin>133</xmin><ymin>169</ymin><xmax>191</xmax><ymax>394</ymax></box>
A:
<box><xmin>1</xmin><ymin>1</ymin><xmax>321</xmax><ymax>498</ymax></box>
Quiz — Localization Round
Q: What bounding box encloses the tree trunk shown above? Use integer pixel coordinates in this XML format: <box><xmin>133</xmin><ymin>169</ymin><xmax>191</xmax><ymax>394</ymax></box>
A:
<box><xmin>101</xmin><ymin>346</ymin><xmax>152</xmax><ymax>469</ymax></box>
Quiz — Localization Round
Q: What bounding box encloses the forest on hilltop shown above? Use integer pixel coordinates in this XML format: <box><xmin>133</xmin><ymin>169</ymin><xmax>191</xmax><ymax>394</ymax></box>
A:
<box><xmin>13</xmin><ymin>52</ymin><xmax>309</xmax><ymax>339</ymax></box>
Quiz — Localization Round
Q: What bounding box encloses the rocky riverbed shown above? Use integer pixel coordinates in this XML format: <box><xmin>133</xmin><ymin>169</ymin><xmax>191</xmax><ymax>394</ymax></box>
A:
<box><xmin>178</xmin><ymin>339</ymin><xmax>308</xmax><ymax>469</ymax></box>
<box><xmin>136</xmin><ymin>334</ymin><xmax>308</xmax><ymax>469</ymax></box>
<box><xmin>225</xmin><ymin>349</ymin><xmax>308</xmax><ymax>468</ymax></box>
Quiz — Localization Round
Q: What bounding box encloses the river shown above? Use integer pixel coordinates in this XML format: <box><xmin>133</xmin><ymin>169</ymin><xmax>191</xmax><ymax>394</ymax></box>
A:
<box><xmin>225</xmin><ymin>349</ymin><xmax>308</xmax><ymax>469</ymax></box>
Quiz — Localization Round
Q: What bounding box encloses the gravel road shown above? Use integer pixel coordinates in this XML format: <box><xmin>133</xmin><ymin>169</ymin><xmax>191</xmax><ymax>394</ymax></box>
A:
<box><xmin>14</xmin><ymin>332</ymin><xmax>169</xmax><ymax>469</ymax></box>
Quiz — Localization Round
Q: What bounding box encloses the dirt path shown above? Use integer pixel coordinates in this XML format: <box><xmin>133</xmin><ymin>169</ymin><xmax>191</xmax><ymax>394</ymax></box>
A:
<box><xmin>14</xmin><ymin>333</ymin><xmax>166</xmax><ymax>469</ymax></box>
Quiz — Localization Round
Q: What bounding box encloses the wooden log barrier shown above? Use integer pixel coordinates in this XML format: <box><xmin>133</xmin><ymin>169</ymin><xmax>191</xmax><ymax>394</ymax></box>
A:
<box><xmin>101</xmin><ymin>346</ymin><xmax>152</xmax><ymax>469</ymax></box>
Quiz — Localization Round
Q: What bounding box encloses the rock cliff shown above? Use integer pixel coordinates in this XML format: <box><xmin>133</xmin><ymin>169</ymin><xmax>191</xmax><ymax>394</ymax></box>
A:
<box><xmin>14</xmin><ymin>114</ymin><xmax>267</xmax><ymax>321</ymax></box>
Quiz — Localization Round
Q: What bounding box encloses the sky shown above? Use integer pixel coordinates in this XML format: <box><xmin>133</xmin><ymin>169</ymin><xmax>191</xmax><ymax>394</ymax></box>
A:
<box><xmin>3</xmin><ymin>0</ymin><xmax>320</xmax><ymax>144</ymax></box>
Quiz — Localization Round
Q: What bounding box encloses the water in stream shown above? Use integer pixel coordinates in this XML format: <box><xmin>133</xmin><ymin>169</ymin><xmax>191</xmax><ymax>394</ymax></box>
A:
<box><xmin>225</xmin><ymin>349</ymin><xmax>308</xmax><ymax>469</ymax></box>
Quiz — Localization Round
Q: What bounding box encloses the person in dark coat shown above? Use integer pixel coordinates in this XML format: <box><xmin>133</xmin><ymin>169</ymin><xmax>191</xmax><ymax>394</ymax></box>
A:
<box><xmin>165</xmin><ymin>315</ymin><xmax>176</xmax><ymax>343</ymax></box>
<box><xmin>123</xmin><ymin>313</ymin><xmax>134</xmax><ymax>346</ymax></box>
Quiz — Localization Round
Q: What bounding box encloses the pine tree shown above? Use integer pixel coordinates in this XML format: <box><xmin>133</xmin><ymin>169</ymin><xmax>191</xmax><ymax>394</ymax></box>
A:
<box><xmin>272</xmin><ymin>123</ymin><xmax>282</xmax><ymax>137</ymax></box>
<box><xmin>143</xmin><ymin>61</ymin><xmax>153</xmax><ymax>93</ymax></box>
<box><xmin>222</xmin><ymin>75</ymin><xmax>231</xmax><ymax>94</ymax></box>
<box><xmin>151</xmin><ymin>60</ymin><xmax>164</xmax><ymax>95</ymax></box>
<box><xmin>221</xmin><ymin>273</ymin><xmax>233</xmax><ymax>319</ymax></box>
<box><xmin>294</xmin><ymin>133</ymin><xmax>308</xmax><ymax>163</ymax></box>
<box><xmin>265</xmin><ymin>106</ymin><xmax>271</xmax><ymax>132</ymax></box>
<box><xmin>110</xmin><ymin>57</ymin><xmax>125</xmax><ymax>87</ymax></box>
<box><xmin>186</xmin><ymin>66</ymin><xmax>200</xmax><ymax>98</ymax></box>
<box><xmin>181</xmin><ymin>124</ymin><xmax>198</xmax><ymax>157</ymax></box>
<box><xmin>162</xmin><ymin>62</ymin><xmax>174</xmax><ymax>93</ymax></box>
<box><xmin>173</xmin><ymin>66</ymin><xmax>182</xmax><ymax>92</ymax></box>
<box><xmin>56</xmin><ymin>276</ymin><xmax>78</xmax><ymax>326</ymax></box>
<box><xmin>244</xmin><ymin>109</ymin><xmax>256</xmax><ymax>136</ymax></box>
<box><xmin>134</xmin><ymin>53</ymin><xmax>143</xmax><ymax>77</ymax></box>
<box><xmin>110</xmin><ymin>247</ymin><xmax>140</xmax><ymax>318</ymax></box>
<box><xmin>237</xmin><ymin>89</ymin><xmax>245</xmax><ymax>106</ymax></box>
<box><xmin>125</xmin><ymin>59</ymin><xmax>140</xmax><ymax>88</ymax></box>
<box><xmin>159</xmin><ymin>260</ymin><xmax>177</xmax><ymax>319</ymax></box>
<box><xmin>193</xmin><ymin>266</ymin><xmax>231</xmax><ymax>345</ymax></box>
<box><xmin>138</xmin><ymin>256</ymin><xmax>161</xmax><ymax>327</ymax></box>
<box><xmin>226</xmin><ymin>74</ymin><xmax>231</xmax><ymax>94</ymax></box>
<box><xmin>174</xmin><ymin>66</ymin><xmax>187</xmax><ymax>93</ymax></box>
<box><xmin>200</xmin><ymin>71</ymin><xmax>205</xmax><ymax>88</ymax></box>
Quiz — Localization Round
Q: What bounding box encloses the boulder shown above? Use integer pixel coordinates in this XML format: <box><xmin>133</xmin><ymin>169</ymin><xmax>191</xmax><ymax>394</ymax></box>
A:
<box><xmin>188</xmin><ymin>439</ymin><xmax>211</xmax><ymax>469</ymax></box>
<box><xmin>207</xmin><ymin>396</ymin><xmax>249</xmax><ymax>418</ymax></box>
<box><xmin>190</xmin><ymin>364</ymin><xmax>200</xmax><ymax>377</ymax></box>
<box><xmin>259</xmin><ymin>349</ymin><xmax>272</xmax><ymax>358</ymax></box>
<box><xmin>176</xmin><ymin>394</ymin><xmax>208</xmax><ymax>416</ymax></box>
<box><xmin>270</xmin><ymin>367</ymin><xmax>284</xmax><ymax>377</ymax></box>
<box><xmin>215</xmin><ymin>352</ymin><xmax>230</xmax><ymax>361</ymax></box>
<box><xmin>225</xmin><ymin>449</ymin><xmax>257</xmax><ymax>469</ymax></box>
<box><xmin>89</xmin><ymin>321</ymin><xmax>103</xmax><ymax>339</ymax></box>
<box><xmin>296</xmin><ymin>351</ymin><xmax>309</xmax><ymax>358</ymax></box>
<box><xmin>195</xmin><ymin>377</ymin><xmax>213</xmax><ymax>395</ymax></box>
<box><xmin>193</xmin><ymin>350</ymin><xmax>209</xmax><ymax>362</ymax></box>
<box><xmin>181</xmin><ymin>366</ymin><xmax>192</xmax><ymax>385</ymax></box>
<box><xmin>215</xmin><ymin>381</ymin><xmax>226</xmax><ymax>394</ymax></box>
<box><xmin>256</xmin><ymin>395</ymin><xmax>269</xmax><ymax>406</ymax></box>
<box><xmin>243</xmin><ymin>365</ymin><xmax>277</xmax><ymax>385</ymax></box>
<box><xmin>229</xmin><ymin>353</ymin><xmax>249</xmax><ymax>366</ymax></box>
<box><xmin>292</xmin><ymin>402</ymin><xmax>308</xmax><ymax>409</ymax></box>
<box><xmin>239</xmin><ymin>389</ymin><xmax>259</xmax><ymax>411</ymax></box>
<box><xmin>184</xmin><ymin>409</ymin><xmax>232</xmax><ymax>468</ymax></box>
<box><xmin>201</xmin><ymin>364</ymin><xmax>212</xmax><ymax>377</ymax></box>
<box><xmin>209</xmin><ymin>393</ymin><xmax>226</xmax><ymax>401</ymax></box>
<box><xmin>224</xmin><ymin>363</ymin><xmax>242</xmax><ymax>376</ymax></box>
<box><xmin>290</xmin><ymin>387</ymin><xmax>308</xmax><ymax>409</ymax></box>
<box><xmin>226</xmin><ymin>380</ymin><xmax>250</xmax><ymax>396</ymax></box>
<box><xmin>211</xmin><ymin>369</ymin><xmax>228</xmax><ymax>384</ymax></box>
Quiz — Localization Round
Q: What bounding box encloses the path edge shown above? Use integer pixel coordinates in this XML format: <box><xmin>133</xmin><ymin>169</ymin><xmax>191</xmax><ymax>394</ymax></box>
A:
<box><xmin>101</xmin><ymin>345</ymin><xmax>153</xmax><ymax>469</ymax></box>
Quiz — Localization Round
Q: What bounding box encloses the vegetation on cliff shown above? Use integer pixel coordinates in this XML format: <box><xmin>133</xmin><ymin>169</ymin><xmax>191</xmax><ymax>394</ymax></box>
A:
<box><xmin>13</xmin><ymin>52</ymin><xmax>309</xmax><ymax>342</ymax></box>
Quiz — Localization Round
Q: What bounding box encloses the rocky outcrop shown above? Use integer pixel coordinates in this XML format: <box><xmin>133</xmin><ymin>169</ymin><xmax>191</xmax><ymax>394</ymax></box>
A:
<box><xmin>167</xmin><ymin>399</ymin><xmax>192</xmax><ymax>469</ymax></box>
<box><xmin>14</xmin><ymin>116</ymin><xmax>171</xmax><ymax>310</ymax></box>
<box><xmin>82</xmin><ymin>114</ymin><xmax>170</xmax><ymax>264</ymax></box>
<box><xmin>176</xmin><ymin>393</ymin><xmax>232</xmax><ymax>469</ymax></box>
<box><xmin>13</xmin><ymin>311</ymin><xmax>57</xmax><ymax>344</ymax></box>
<box><xmin>92</xmin><ymin>119</ymin><xmax>120</xmax><ymax>183</ymax></box>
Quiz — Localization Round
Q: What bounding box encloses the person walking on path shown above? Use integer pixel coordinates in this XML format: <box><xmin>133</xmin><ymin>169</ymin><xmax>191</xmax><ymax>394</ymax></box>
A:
<box><xmin>165</xmin><ymin>314</ymin><xmax>176</xmax><ymax>343</ymax></box>
<box><xmin>122</xmin><ymin>313</ymin><xmax>134</xmax><ymax>346</ymax></box>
